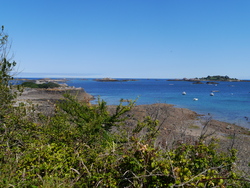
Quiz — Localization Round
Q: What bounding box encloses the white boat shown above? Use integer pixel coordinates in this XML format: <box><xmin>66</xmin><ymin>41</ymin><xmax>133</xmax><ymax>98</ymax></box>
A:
<box><xmin>182</xmin><ymin>91</ymin><xmax>186</xmax><ymax>95</ymax></box>
<box><xmin>210</xmin><ymin>93</ymin><xmax>214</xmax><ymax>96</ymax></box>
<box><xmin>193</xmin><ymin>98</ymin><xmax>198</xmax><ymax>101</ymax></box>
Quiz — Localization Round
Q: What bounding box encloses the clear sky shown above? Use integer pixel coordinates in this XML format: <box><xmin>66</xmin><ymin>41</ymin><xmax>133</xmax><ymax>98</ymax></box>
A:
<box><xmin>1</xmin><ymin>0</ymin><xmax>250</xmax><ymax>79</ymax></box>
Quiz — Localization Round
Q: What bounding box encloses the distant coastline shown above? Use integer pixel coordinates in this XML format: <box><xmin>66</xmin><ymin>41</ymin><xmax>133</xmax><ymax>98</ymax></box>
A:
<box><xmin>15</xmin><ymin>74</ymin><xmax>250</xmax><ymax>82</ymax></box>
<box><xmin>94</xmin><ymin>78</ymin><xmax>138</xmax><ymax>82</ymax></box>
<box><xmin>168</xmin><ymin>75</ymin><xmax>250</xmax><ymax>82</ymax></box>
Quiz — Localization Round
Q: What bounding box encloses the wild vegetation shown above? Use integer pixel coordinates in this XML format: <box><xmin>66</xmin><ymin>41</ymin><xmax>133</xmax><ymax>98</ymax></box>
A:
<box><xmin>1</xmin><ymin>26</ymin><xmax>250</xmax><ymax>187</ymax></box>
<box><xmin>200</xmin><ymin>75</ymin><xmax>238</xmax><ymax>81</ymax></box>
<box><xmin>21</xmin><ymin>81</ymin><xmax>60</xmax><ymax>88</ymax></box>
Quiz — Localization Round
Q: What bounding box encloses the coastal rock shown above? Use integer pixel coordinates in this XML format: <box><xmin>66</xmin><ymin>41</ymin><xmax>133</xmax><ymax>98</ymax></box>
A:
<box><xmin>121</xmin><ymin>79</ymin><xmax>138</xmax><ymax>82</ymax></box>
<box><xmin>94</xmin><ymin>78</ymin><xmax>138</xmax><ymax>82</ymax></box>
<box><xmin>110</xmin><ymin>103</ymin><xmax>250</xmax><ymax>174</ymax></box>
<box><xmin>94</xmin><ymin>78</ymin><xmax>118</xmax><ymax>82</ymax></box>
<box><xmin>206</xmin><ymin>81</ymin><xmax>219</xmax><ymax>85</ymax></box>
<box><xmin>192</xmin><ymin>81</ymin><xmax>203</xmax><ymax>84</ymax></box>
<box><xmin>16</xmin><ymin>87</ymin><xmax>94</xmax><ymax>115</ymax></box>
<box><xmin>18</xmin><ymin>87</ymin><xmax>93</xmax><ymax>101</ymax></box>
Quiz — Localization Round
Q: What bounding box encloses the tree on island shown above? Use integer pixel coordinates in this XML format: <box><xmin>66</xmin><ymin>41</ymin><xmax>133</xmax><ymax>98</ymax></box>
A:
<box><xmin>21</xmin><ymin>81</ymin><xmax>60</xmax><ymax>88</ymax></box>
<box><xmin>202</xmin><ymin>75</ymin><xmax>238</xmax><ymax>81</ymax></box>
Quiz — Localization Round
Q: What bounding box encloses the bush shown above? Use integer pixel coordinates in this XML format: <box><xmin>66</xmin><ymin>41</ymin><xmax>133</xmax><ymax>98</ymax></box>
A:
<box><xmin>21</xmin><ymin>81</ymin><xmax>60</xmax><ymax>88</ymax></box>
<box><xmin>21</xmin><ymin>81</ymin><xmax>39</xmax><ymax>88</ymax></box>
<box><xmin>1</xmin><ymin>95</ymin><xmax>249</xmax><ymax>187</ymax></box>
<box><xmin>38</xmin><ymin>82</ymin><xmax>60</xmax><ymax>88</ymax></box>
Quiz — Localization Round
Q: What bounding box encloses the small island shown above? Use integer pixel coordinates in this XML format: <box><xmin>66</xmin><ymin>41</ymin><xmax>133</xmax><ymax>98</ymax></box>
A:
<box><xmin>168</xmin><ymin>75</ymin><xmax>241</xmax><ymax>82</ymax></box>
<box><xmin>199</xmin><ymin>75</ymin><xmax>239</xmax><ymax>81</ymax></box>
<box><xmin>94</xmin><ymin>78</ymin><xmax>138</xmax><ymax>82</ymax></box>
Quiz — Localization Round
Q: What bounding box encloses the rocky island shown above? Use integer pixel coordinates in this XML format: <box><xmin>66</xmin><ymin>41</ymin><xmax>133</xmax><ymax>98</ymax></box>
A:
<box><xmin>94</xmin><ymin>78</ymin><xmax>138</xmax><ymax>82</ymax></box>
<box><xmin>199</xmin><ymin>75</ymin><xmax>239</xmax><ymax>81</ymax></box>
<box><xmin>168</xmin><ymin>75</ymin><xmax>240</xmax><ymax>82</ymax></box>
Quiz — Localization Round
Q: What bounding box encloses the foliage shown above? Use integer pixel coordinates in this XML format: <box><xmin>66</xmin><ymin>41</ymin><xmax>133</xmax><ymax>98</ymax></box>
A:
<box><xmin>1</xmin><ymin>95</ymin><xmax>249</xmax><ymax>187</ymax></box>
<box><xmin>0</xmin><ymin>26</ymin><xmax>18</xmax><ymax>118</ymax></box>
<box><xmin>21</xmin><ymin>81</ymin><xmax>39</xmax><ymax>88</ymax></box>
<box><xmin>1</xmin><ymin>26</ymin><xmax>249</xmax><ymax>187</ymax></box>
<box><xmin>201</xmin><ymin>75</ymin><xmax>238</xmax><ymax>81</ymax></box>
<box><xmin>21</xmin><ymin>81</ymin><xmax>60</xmax><ymax>88</ymax></box>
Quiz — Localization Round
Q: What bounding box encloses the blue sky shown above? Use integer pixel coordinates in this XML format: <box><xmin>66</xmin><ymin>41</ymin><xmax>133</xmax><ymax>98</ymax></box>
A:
<box><xmin>1</xmin><ymin>0</ymin><xmax>250</xmax><ymax>79</ymax></box>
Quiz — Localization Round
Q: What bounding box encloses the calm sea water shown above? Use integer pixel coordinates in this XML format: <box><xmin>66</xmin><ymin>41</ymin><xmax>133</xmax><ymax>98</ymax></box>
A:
<box><xmin>19</xmin><ymin>78</ymin><xmax>250</xmax><ymax>128</ymax></box>
<box><xmin>65</xmin><ymin>78</ymin><xmax>250</xmax><ymax>128</ymax></box>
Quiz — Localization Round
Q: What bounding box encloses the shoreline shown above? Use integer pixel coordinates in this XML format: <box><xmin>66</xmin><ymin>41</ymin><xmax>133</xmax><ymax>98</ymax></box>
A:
<box><xmin>171</xmin><ymin>103</ymin><xmax>250</xmax><ymax>129</ymax></box>
<box><xmin>16</xmin><ymin>87</ymin><xmax>250</xmax><ymax>135</ymax></box>
<box><xmin>15</xmin><ymin>87</ymin><xmax>250</xmax><ymax>173</ymax></box>
<box><xmin>17</xmin><ymin>81</ymin><xmax>250</xmax><ymax>130</ymax></box>
<box><xmin>114</xmin><ymin>103</ymin><xmax>250</xmax><ymax>174</ymax></box>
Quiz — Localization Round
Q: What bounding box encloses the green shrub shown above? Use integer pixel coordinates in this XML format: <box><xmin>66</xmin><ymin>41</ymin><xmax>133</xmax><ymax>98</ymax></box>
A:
<box><xmin>38</xmin><ymin>82</ymin><xmax>60</xmax><ymax>88</ymax></box>
<box><xmin>21</xmin><ymin>81</ymin><xmax>39</xmax><ymax>88</ymax></box>
<box><xmin>1</xmin><ymin>94</ymin><xmax>250</xmax><ymax>187</ymax></box>
<box><xmin>21</xmin><ymin>81</ymin><xmax>60</xmax><ymax>88</ymax></box>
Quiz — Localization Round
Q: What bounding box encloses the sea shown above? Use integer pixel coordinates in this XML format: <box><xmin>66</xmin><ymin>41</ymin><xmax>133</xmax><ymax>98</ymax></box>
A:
<box><xmin>19</xmin><ymin>78</ymin><xmax>250</xmax><ymax>129</ymax></box>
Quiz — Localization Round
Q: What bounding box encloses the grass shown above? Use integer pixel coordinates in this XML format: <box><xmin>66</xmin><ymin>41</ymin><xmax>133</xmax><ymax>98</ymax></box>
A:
<box><xmin>188</xmin><ymin>124</ymin><xmax>200</xmax><ymax>129</ymax></box>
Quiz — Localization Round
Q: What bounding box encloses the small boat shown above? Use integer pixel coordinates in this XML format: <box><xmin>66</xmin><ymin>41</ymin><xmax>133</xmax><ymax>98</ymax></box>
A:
<box><xmin>193</xmin><ymin>98</ymin><xmax>198</xmax><ymax>101</ymax></box>
<box><xmin>210</xmin><ymin>93</ymin><xmax>214</xmax><ymax>96</ymax></box>
<box><xmin>182</xmin><ymin>91</ymin><xmax>186</xmax><ymax>95</ymax></box>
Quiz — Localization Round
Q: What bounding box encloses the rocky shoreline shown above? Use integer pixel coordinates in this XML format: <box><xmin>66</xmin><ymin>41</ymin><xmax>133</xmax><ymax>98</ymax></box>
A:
<box><xmin>17</xmin><ymin>87</ymin><xmax>94</xmax><ymax>101</ymax></box>
<box><xmin>111</xmin><ymin>103</ymin><xmax>250</xmax><ymax>174</ymax></box>
<box><xmin>16</xmin><ymin>87</ymin><xmax>250</xmax><ymax>174</ymax></box>
<box><xmin>16</xmin><ymin>87</ymin><xmax>94</xmax><ymax>115</ymax></box>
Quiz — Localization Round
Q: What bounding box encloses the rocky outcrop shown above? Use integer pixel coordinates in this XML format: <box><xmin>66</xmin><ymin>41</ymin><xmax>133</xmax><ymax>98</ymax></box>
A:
<box><xmin>94</xmin><ymin>78</ymin><xmax>118</xmax><ymax>82</ymax></box>
<box><xmin>94</xmin><ymin>78</ymin><xmax>138</xmax><ymax>82</ymax></box>
<box><xmin>192</xmin><ymin>81</ymin><xmax>203</xmax><ymax>84</ymax></box>
<box><xmin>18</xmin><ymin>87</ymin><xmax>93</xmax><ymax>101</ymax></box>
<box><xmin>15</xmin><ymin>87</ymin><xmax>94</xmax><ymax>116</ymax></box>
<box><xmin>206</xmin><ymin>81</ymin><xmax>219</xmax><ymax>85</ymax></box>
